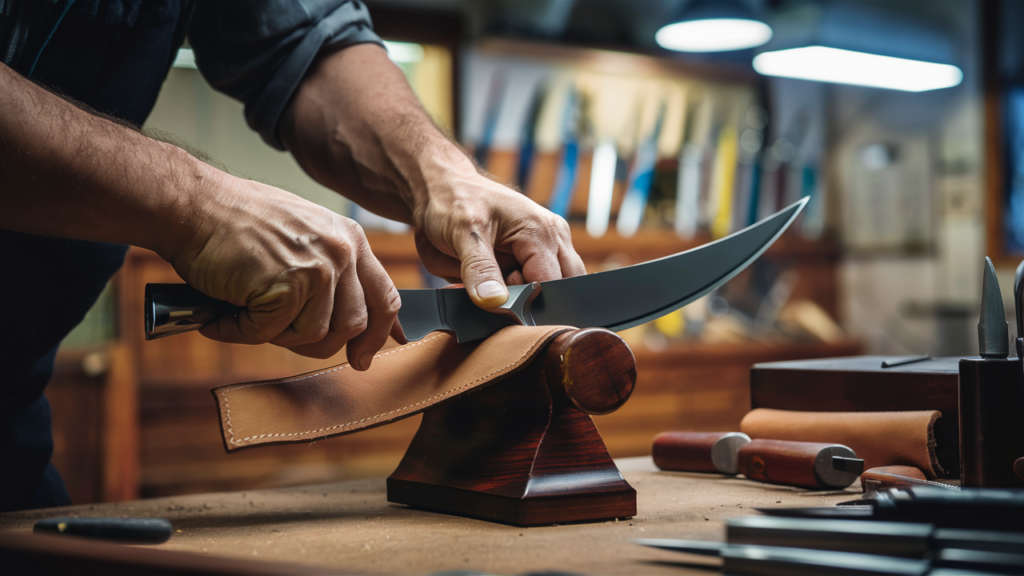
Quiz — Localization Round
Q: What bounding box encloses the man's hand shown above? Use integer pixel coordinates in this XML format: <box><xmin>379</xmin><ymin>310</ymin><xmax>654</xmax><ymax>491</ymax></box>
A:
<box><xmin>281</xmin><ymin>44</ymin><xmax>587</xmax><ymax>309</ymax></box>
<box><xmin>411</xmin><ymin>173</ymin><xmax>584</xmax><ymax>308</ymax></box>
<box><xmin>0</xmin><ymin>61</ymin><xmax>400</xmax><ymax>367</ymax></box>
<box><xmin>163</xmin><ymin>168</ymin><xmax>402</xmax><ymax>366</ymax></box>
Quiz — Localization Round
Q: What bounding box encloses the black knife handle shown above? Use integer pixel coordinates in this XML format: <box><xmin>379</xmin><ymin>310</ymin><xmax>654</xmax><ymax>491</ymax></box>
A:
<box><xmin>34</xmin><ymin>517</ymin><xmax>173</xmax><ymax>543</ymax></box>
<box><xmin>144</xmin><ymin>283</ymin><xmax>242</xmax><ymax>340</ymax></box>
<box><xmin>146</xmin><ymin>282</ymin><xmax>538</xmax><ymax>345</ymax></box>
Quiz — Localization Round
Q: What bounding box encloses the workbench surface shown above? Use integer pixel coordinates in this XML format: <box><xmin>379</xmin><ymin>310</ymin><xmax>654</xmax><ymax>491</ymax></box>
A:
<box><xmin>0</xmin><ymin>457</ymin><xmax>860</xmax><ymax>575</ymax></box>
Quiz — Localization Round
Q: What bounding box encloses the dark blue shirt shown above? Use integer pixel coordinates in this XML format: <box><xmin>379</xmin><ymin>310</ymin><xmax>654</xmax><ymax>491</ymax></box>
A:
<box><xmin>0</xmin><ymin>0</ymin><xmax>381</xmax><ymax>511</ymax></box>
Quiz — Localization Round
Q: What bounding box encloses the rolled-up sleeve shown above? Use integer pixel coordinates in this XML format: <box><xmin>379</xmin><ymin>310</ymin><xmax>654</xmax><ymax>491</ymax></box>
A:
<box><xmin>188</xmin><ymin>0</ymin><xmax>382</xmax><ymax>149</ymax></box>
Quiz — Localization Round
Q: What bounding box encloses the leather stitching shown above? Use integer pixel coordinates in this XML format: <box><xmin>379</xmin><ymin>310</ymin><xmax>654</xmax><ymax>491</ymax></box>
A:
<box><xmin>221</xmin><ymin>333</ymin><xmax>445</xmax><ymax>445</ymax></box>
<box><xmin>221</xmin><ymin>328</ymin><xmax>562</xmax><ymax>446</ymax></box>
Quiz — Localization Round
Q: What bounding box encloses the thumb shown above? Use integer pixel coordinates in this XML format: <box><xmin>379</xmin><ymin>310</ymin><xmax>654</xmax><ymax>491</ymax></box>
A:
<box><xmin>454</xmin><ymin>235</ymin><xmax>508</xmax><ymax>309</ymax></box>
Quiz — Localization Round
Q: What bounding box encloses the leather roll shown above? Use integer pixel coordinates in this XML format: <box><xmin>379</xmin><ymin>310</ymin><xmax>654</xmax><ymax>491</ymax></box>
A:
<box><xmin>740</xmin><ymin>408</ymin><xmax>944</xmax><ymax>479</ymax></box>
<box><xmin>212</xmin><ymin>326</ymin><xmax>571</xmax><ymax>451</ymax></box>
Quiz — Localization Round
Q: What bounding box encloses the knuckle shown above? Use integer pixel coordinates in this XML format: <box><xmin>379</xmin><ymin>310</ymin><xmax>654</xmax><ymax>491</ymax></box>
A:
<box><xmin>554</xmin><ymin>215</ymin><xmax>572</xmax><ymax>235</ymax></box>
<box><xmin>382</xmin><ymin>285</ymin><xmax>402</xmax><ymax>315</ymax></box>
<box><xmin>341</xmin><ymin>311</ymin><xmax>369</xmax><ymax>338</ymax></box>
<box><xmin>309</xmin><ymin>320</ymin><xmax>331</xmax><ymax>342</ymax></box>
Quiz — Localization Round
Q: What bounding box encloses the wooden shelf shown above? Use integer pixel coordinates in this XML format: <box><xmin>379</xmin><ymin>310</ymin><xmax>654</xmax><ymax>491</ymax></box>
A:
<box><xmin>631</xmin><ymin>338</ymin><xmax>863</xmax><ymax>368</ymax></box>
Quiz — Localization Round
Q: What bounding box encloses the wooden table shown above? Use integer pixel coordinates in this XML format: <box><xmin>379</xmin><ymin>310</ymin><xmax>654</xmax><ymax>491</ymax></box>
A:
<box><xmin>0</xmin><ymin>457</ymin><xmax>861</xmax><ymax>575</ymax></box>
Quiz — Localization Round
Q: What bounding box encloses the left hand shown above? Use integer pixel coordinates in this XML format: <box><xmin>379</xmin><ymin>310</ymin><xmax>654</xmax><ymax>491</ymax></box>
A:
<box><xmin>412</xmin><ymin>172</ymin><xmax>587</xmax><ymax>308</ymax></box>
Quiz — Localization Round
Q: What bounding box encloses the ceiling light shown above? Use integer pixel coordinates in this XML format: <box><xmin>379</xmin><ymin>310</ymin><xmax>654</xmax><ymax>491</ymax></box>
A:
<box><xmin>656</xmin><ymin>0</ymin><xmax>772</xmax><ymax>53</ymax></box>
<box><xmin>656</xmin><ymin>18</ymin><xmax>773</xmax><ymax>52</ymax></box>
<box><xmin>753</xmin><ymin>46</ymin><xmax>963</xmax><ymax>92</ymax></box>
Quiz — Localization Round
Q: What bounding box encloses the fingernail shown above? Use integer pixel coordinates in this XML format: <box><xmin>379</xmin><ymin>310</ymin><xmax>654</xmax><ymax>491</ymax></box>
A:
<box><xmin>359</xmin><ymin>353</ymin><xmax>373</xmax><ymax>370</ymax></box>
<box><xmin>476</xmin><ymin>280</ymin><xmax>508</xmax><ymax>305</ymax></box>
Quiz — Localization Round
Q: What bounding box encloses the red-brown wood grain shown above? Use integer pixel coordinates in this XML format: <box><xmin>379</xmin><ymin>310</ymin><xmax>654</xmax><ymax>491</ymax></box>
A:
<box><xmin>387</xmin><ymin>329</ymin><xmax>637</xmax><ymax>526</ymax></box>
<box><xmin>737</xmin><ymin>439</ymin><xmax>832</xmax><ymax>489</ymax></box>
<box><xmin>544</xmin><ymin>329</ymin><xmax>636</xmax><ymax>415</ymax></box>
<box><xmin>652</xmin><ymin>431</ymin><xmax>732</xmax><ymax>473</ymax></box>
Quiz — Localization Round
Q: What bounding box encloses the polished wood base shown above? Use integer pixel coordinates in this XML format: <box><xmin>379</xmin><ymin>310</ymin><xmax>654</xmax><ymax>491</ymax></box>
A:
<box><xmin>387</xmin><ymin>329</ymin><xmax>638</xmax><ymax>526</ymax></box>
<box><xmin>388</xmin><ymin>478</ymin><xmax>636</xmax><ymax>526</ymax></box>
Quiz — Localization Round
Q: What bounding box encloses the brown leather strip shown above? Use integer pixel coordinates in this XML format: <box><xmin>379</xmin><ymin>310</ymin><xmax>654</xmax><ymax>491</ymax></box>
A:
<box><xmin>213</xmin><ymin>326</ymin><xmax>572</xmax><ymax>451</ymax></box>
<box><xmin>740</xmin><ymin>408</ymin><xmax>945</xmax><ymax>479</ymax></box>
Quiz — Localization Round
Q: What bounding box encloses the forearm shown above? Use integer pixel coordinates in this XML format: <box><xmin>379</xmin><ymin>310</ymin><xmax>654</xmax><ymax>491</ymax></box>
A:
<box><xmin>279</xmin><ymin>43</ymin><xmax>475</xmax><ymax>225</ymax></box>
<box><xmin>0</xmin><ymin>62</ymin><xmax>210</xmax><ymax>258</ymax></box>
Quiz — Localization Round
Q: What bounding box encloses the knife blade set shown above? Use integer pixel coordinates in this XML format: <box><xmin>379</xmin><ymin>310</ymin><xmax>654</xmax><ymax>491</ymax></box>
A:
<box><xmin>637</xmin><ymin>511</ymin><xmax>1024</xmax><ymax>575</ymax></box>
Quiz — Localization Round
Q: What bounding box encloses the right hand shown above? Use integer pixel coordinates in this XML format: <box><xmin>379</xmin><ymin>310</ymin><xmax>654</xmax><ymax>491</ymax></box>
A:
<box><xmin>158</xmin><ymin>165</ymin><xmax>403</xmax><ymax>368</ymax></box>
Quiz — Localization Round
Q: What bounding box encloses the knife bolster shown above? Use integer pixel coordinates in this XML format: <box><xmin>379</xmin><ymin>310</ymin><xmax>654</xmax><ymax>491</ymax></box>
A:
<box><xmin>386</xmin><ymin>328</ymin><xmax>638</xmax><ymax>526</ymax></box>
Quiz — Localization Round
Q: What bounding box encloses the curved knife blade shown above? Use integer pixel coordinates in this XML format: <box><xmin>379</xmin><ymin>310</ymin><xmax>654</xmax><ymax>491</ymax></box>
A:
<box><xmin>399</xmin><ymin>197</ymin><xmax>807</xmax><ymax>341</ymax></box>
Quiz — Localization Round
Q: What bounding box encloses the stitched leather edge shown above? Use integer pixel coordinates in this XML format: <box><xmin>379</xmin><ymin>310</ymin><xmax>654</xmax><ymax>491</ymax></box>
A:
<box><xmin>212</xmin><ymin>327</ymin><xmax>571</xmax><ymax>452</ymax></box>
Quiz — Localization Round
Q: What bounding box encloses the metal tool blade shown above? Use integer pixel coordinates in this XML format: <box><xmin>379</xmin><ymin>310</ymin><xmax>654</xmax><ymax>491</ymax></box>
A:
<box><xmin>634</xmin><ymin>538</ymin><xmax>724</xmax><ymax>557</ymax></box>
<box><xmin>530</xmin><ymin>197</ymin><xmax>807</xmax><ymax>331</ymax></box>
<box><xmin>397</xmin><ymin>197</ymin><xmax>808</xmax><ymax>341</ymax></box>
<box><xmin>754</xmin><ymin>506</ymin><xmax>875</xmax><ymax>519</ymax></box>
<box><xmin>979</xmin><ymin>256</ymin><xmax>1009</xmax><ymax>358</ymax></box>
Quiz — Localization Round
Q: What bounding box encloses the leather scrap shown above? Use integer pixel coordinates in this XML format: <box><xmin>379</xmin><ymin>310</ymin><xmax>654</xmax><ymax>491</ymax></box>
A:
<box><xmin>740</xmin><ymin>408</ymin><xmax>945</xmax><ymax>479</ymax></box>
<box><xmin>213</xmin><ymin>326</ymin><xmax>572</xmax><ymax>451</ymax></box>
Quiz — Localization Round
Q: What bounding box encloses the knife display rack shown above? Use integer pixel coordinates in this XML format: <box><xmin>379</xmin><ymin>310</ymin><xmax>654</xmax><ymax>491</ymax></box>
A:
<box><xmin>386</xmin><ymin>328</ymin><xmax>638</xmax><ymax>526</ymax></box>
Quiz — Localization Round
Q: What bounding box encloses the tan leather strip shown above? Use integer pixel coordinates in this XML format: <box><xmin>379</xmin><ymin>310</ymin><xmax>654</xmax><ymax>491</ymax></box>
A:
<box><xmin>213</xmin><ymin>326</ymin><xmax>572</xmax><ymax>451</ymax></box>
<box><xmin>740</xmin><ymin>408</ymin><xmax>945</xmax><ymax>479</ymax></box>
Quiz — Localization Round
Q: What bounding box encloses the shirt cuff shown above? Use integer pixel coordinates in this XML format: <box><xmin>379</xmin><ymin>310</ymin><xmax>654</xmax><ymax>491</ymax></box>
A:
<box><xmin>246</xmin><ymin>3</ymin><xmax>383</xmax><ymax>150</ymax></box>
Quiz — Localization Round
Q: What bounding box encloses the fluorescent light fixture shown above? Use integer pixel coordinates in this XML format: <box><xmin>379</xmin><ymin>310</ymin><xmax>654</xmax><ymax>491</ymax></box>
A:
<box><xmin>753</xmin><ymin>46</ymin><xmax>962</xmax><ymax>92</ymax></box>
<box><xmin>383</xmin><ymin>40</ymin><xmax>424</xmax><ymax>64</ymax></box>
<box><xmin>172</xmin><ymin>48</ymin><xmax>196</xmax><ymax>69</ymax></box>
<box><xmin>656</xmin><ymin>18</ymin><xmax>773</xmax><ymax>52</ymax></box>
<box><xmin>659</xmin><ymin>17</ymin><xmax>770</xmax><ymax>52</ymax></box>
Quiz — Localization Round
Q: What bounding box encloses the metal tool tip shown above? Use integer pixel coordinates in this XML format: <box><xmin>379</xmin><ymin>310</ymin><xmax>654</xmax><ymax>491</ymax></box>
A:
<box><xmin>831</xmin><ymin>456</ymin><xmax>865</xmax><ymax>475</ymax></box>
<box><xmin>1015</xmin><ymin>259</ymin><xmax>1024</xmax><ymax>297</ymax></box>
<box><xmin>979</xmin><ymin>256</ymin><xmax>1009</xmax><ymax>359</ymax></box>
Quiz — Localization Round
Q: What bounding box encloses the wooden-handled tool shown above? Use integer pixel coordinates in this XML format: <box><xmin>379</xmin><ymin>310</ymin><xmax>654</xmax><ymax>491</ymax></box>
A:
<box><xmin>737</xmin><ymin>439</ymin><xmax>864</xmax><ymax>489</ymax></box>
<box><xmin>652</xmin><ymin>431</ymin><xmax>751</xmax><ymax>474</ymax></box>
<box><xmin>652</xmin><ymin>433</ymin><xmax>863</xmax><ymax>489</ymax></box>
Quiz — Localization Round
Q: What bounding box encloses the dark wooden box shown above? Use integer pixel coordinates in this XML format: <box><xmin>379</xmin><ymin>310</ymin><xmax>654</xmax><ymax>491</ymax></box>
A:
<box><xmin>750</xmin><ymin>356</ymin><xmax>960</xmax><ymax>476</ymax></box>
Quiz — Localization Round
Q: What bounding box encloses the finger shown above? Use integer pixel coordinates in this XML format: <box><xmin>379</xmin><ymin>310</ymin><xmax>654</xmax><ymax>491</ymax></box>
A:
<box><xmin>505</xmin><ymin>269</ymin><xmax>525</xmax><ymax>285</ymax></box>
<box><xmin>512</xmin><ymin>239</ymin><xmax>564</xmax><ymax>284</ymax></box>
<box><xmin>199</xmin><ymin>283</ymin><xmax>300</xmax><ymax>345</ymax></box>
<box><xmin>286</xmin><ymin>265</ymin><xmax>367</xmax><ymax>360</ymax></box>
<box><xmin>554</xmin><ymin>218</ymin><xmax>587</xmax><ymax>277</ymax></box>
<box><xmin>453</xmin><ymin>230</ymin><xmax>508</xmax><ymax>308</ymax></box>
<box><xmin>344</xmin><ymin>246</ymin><xmax>401</xmax><ymax>370</ymax></box>
<box><xmin>558</xmin><ymin>246</ymin><xmax>587</xmax><ymax>278</ymax></box>
<box><xmin>512</xmin><ymin>217</ymin><xmax>585</xmax><ymax>282</ymax></box>
<box><xmin>414</xmin><ymin>230</ymin><xmax>462</xmax><ymax>280</ymax></box>
<box><xmin>269</xmin><ymin>270</ymin><xmax>335</xmax><ymax>348</ymax></box>
<box><xmin>495</xmin><ymin>251</ymin><xmax>520</xmax><ymax>275</ymax></box>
